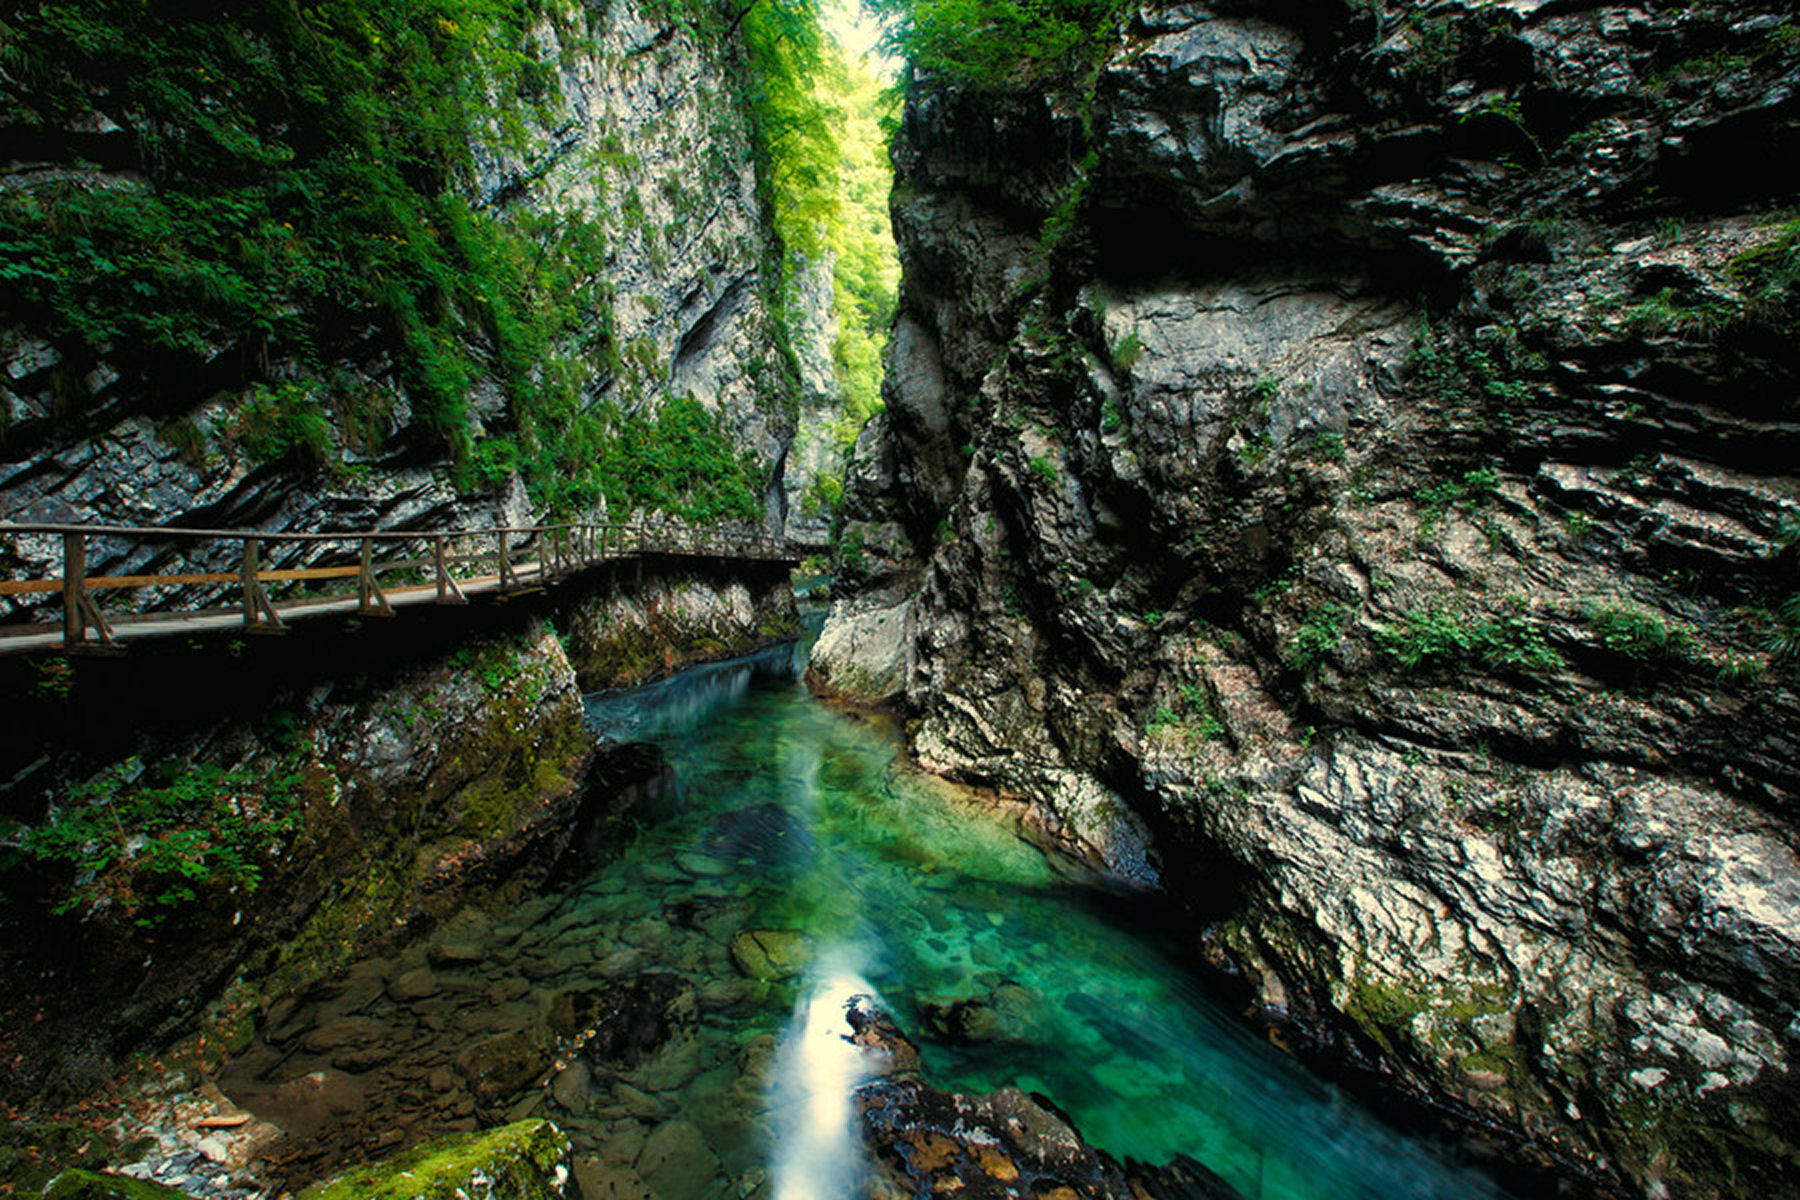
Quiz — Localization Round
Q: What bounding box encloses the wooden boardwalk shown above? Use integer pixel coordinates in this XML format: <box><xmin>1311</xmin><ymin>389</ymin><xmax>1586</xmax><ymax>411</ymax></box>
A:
<box><xmin>0</xmin><ymin>520</ymin><xmax>805</xmax><ymax>656</ymax></box>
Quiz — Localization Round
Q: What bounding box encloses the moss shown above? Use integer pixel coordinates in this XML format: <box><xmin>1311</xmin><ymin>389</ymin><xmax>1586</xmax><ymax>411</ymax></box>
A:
<box><xmin>41</xmin><ymin>1171</ymin><xmax>193</xmax><ymax>1200</ymax></box>
<box><xmin>299</xmin><ymin>1120</ymin><xmax>569</xmax><ymax>1200</ymax></box>
<box><xmin>1344</xmin><ymin>975</ymin><xmax>1428</xmax><ymax>1056</ymax></box>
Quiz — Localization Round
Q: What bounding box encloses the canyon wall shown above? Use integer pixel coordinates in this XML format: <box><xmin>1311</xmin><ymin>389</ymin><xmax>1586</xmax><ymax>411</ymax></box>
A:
<box><xmin>0</xmin><ymin>0</ymin><xmax>829</xmax><ymax>607</ymax></box>
<box><xmin>817</xmin><ymin>2</ymin><xmax>1800</xmax><ymax>1194</ymax></box>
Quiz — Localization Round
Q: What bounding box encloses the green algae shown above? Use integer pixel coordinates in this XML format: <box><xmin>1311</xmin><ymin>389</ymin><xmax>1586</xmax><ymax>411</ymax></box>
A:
<box><xmin>299</xmin><ymin>1120</ymin><xmax>569</xmax><ymax>1200</ymax></box>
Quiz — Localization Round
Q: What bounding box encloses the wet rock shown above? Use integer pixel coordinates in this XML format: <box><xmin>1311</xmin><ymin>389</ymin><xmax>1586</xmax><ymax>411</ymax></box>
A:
<box><xmin>556</xmin><ymin>973</ymin><xmax>689</xmax><ymax>1069</ymax></box>
<box><xmin>299</xmin><ymin>1016</ymin><xmax>384</xmax><ymax>1055</ymax></box>
<box><xmin>635</xmin><ymin>1120</ymin><xmax>719</xmax><ymax>1200</ymax></box>
<box><xmin>572</xmin><ymin>1158</ymin><xmax>653</xmax><ymax>1200</ymax></box>
<box><xmin>845</xmin><ymin>999</ymin><xmax>1239</xmax><ymax>1200</ymax></box>
<box><xmin>460</xmin><ymin>1028</ymin><xmax>549</xmax><ymax>1104</ymax></box>
<box><xmin>386</xmin><ymin>968</ymin><xmax>440</xmax><ymax>1003</ymax></box>
<box><xmin>625</xmin><ymin>1033</ymin><xmax>704</xmax><ymax>1094</ymax></box>
<box><xmin>610</xmin><ymin>1083</ymin><xmax>665</xmax><ymax>1121</ymax></box>
<box><xmin>728</xmin><ymin>930</ymin><xmax>812</xmax><ymax>981</ymax></box>
<box><xmin>918</xmin><ymin>982</ymin><xmax>1040</xmax><ymax>1044</ymax></box>
<box><xmin>551</xmin><ymin>1061</ymin><xmax>592</xmax><ymax>1113</ymax></box>
<box><xmin>427</xmin><ymin>940</ymin><xmax>484</xmax><ymax>969</ymax></box>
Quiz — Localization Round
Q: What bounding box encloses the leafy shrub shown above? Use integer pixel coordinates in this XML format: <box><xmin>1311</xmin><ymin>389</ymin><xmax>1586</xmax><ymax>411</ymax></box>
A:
<box><xmin>868</xmin><ymin>0</ymin><xmax>1135</xmax><ymax>89</ymax></box>
<box><xmin>1288</xmin><ymin>603</ymin><xmax>1349</xmax><ymax>669</ymax></box>
<box><xmin>1376</xmin><ymin>605</ymin><xmax>1561</xmax><ymax>673</ymax></box>
<box><xmin>232</xmin><ymin>382</ymin><xmax>335</xmax><ymax>473</ymax></box>
<box><xmin>1416</xmin><ymin>465</ymin><xmax>1501</xmax><ymax>535</ymax></box>
<box><xmin>1584</xmin><ymin>604</ymin><xmax>1698</xmax><ymax>664</ymax></box>
<box><xmin>16</xmin><ymin>753</ymin><xmax>306</xmax><ymax>926</ymax></box>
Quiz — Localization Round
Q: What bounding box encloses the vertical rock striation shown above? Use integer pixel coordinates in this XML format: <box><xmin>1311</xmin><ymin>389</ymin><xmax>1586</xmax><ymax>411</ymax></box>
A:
<box><xmin>818</xmin><ymin>2</ymin><xmax>1800</xmax><ymax>1194</ymax></box>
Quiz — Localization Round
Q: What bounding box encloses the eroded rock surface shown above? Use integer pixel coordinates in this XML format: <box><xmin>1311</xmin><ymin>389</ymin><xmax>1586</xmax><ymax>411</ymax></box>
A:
<box><xmin>821</xmin><ymin>3</ymin><xmax>1800</xmax><ymax>1195</ymax></box>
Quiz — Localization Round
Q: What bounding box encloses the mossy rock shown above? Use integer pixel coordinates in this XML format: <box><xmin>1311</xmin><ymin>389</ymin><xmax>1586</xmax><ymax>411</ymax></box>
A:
<box><xmin>42</xmin><ymin>1171</ymin><xmax>193</xmax><ymax>1200</ymax></box>
<box><xmin>729</xmin><ymin>929</ymin><xmax>812</xmax><ymax>981</ymax></box>
<box><xmin>299</xmin><ymin>1119</ymin><xmax>571</xmax><ymax>1200</ymax></box>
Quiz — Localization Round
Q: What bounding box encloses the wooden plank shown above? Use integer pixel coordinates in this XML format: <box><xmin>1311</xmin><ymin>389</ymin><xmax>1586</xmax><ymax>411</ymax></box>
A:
<box><xmin>0</xmin><ymin>579</ymin><xmax>62</xmax><ymax>595</ymax></box>
<box><xmin>63</xmin><ymin>533</ymin><xmax>83</xmax><ymax>646</ymax></box>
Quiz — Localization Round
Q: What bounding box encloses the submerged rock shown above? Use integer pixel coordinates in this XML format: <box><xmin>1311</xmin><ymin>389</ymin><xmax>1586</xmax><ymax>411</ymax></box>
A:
<box><xmin>728</xmin><ymin>929</ymin><xmax>813</xmax><ymax>981</ymax></box>
<box><xmin>846</xmin><ymin>998</ymin><xmax>1240</xmax><ymax>1200</ymax></box>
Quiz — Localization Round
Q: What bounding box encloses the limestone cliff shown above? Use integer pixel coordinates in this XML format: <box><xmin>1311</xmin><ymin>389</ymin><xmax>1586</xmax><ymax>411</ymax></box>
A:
<box><xmin>0</xmin><ymin>0</ymin><xmax>827</xmax><ymax>606</ymax></box>
<box><xmin>817</xmin><ymin>2</ymin><xmax>1800</xmax><ymax>1195</ymax></box>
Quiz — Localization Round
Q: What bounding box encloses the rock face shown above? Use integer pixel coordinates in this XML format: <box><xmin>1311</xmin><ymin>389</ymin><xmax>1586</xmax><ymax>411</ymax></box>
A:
<box><xmin>562</xmin><ymin>560</ymin><xmax>801</xmax><ymax>690</ymax></box>
<box><xmin>821</xmin><ymin>3</ymin><xmax>1800</xmax><ymax>1196</ymax></box>
<box><xmin>0</xmin><ymin>0</ymin><xmax>826</xmax><ymax>620</ymax></box>
<box><xmin>0</xmin><ymin>616</ymin><xmax>598</xmax><ymax>1100</ymax></box>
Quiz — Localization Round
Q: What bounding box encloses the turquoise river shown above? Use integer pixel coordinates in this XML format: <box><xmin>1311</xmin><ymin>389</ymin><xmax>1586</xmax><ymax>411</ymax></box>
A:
<box><xmin>222</xmin><ymin>636</ymin><xmax>1517</xmax><ymax>1200</ymax></box>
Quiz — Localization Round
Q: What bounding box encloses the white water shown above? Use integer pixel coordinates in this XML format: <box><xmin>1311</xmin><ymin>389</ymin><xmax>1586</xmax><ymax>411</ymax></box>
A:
<box><xmin>767</xmin><ymin>951</ymin><xmax>881</xmax><ymax>1200</ymax></box>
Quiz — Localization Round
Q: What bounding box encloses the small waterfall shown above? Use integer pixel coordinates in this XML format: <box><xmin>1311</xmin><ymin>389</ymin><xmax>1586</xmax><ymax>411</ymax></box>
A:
<box><xmin>767</xmin><ymin>950</ymin><xmax>879</xmax><ymax>1200</ymax></box>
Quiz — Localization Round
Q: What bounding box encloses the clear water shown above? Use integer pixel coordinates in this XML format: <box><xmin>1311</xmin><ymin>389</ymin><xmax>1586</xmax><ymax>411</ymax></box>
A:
<box><xmin>230</xmin><ymin>638</ymin><xmax>1516</xmax><ymax>1200</ymax></box>
<box><xmin>577</xmin><ymin>643</ymin><xmax>1511</xmax><ymax>1200</ymax></box>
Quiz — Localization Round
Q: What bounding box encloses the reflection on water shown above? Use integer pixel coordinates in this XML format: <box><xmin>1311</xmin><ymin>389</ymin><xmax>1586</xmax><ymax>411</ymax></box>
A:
<box><xmin>228</xmin><ymin>638</ymin><xmax>1516</xmax><ymax>1200</ymax></box>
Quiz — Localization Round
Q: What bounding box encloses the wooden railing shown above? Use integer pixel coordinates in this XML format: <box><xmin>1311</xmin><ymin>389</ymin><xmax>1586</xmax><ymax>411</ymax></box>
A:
<box><xmin>0</xmin><ymin>521</ymin><xmax>801</xmax><ymax>653</ymax></box>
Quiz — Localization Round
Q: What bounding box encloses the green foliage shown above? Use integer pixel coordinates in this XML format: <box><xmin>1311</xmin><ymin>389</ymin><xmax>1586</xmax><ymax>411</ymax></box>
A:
<box><xmin>231</xmin><ymin>381</ymin><xmax>335</xmax><ymax>473</ymax></box>
<box><xmin>1288</xmin><ymin>603</ymin><xmax>1349</xmax><ymax>669</ymax></box>
<box><xmin>1729</xmin><ymin>217</ymin><xmax>1800</xmax><ymax>336</ymax></box>
<box><xmin>738</xmin><ymin>0</ymin><xmax>898</xmax><ymax>466</ymax></box>
<box><xmin>1376</xmin><ymin>604</ymin><xmax>1562</xmax><ymax>674</ymax></box>
<box><xmin>600</xmin><ymin>396</ymin><xmax>764</xmax><ymax>525</ymax></box>
<box><xmin>869</xmin><ymin>0</ymin><xmax>1134</xmax><ymax>90</ymax></box>
<box><xmin>0</xmin><ymin>0</ymin><xmax>586</xmax><ymax>460</ymax></box>
<box><xmin>1027</xmin><ymin>454</ymin><xmax>1060</xmax><ymax>486</ymax></box>
<box><xmin>1765</xmin><ymin>592</ymin><xmax>1800</xmax><ymax>661</ymax></box>
<box><xmin>1110</xmin><ymin>330</ymin><xmax>1145</xmax><ymax>371</ymax></box>
<box><xmin>799</xmin><ymin>471</ymin><xmax>844</xmax><ymax>517</ymax></box>
<box><xmin>13</xmin><ymin>748</ymin><xmax>307</xmax><ymax>926</ymax></box>
<box><xmin>1584</xmin><ymin>604</ymin><xmax>1699</xmax><ymax>665</ymax></box>
<box><xmin>1408</xmin><ymin>323</ymin><xmax>1538</xmax><ymax>412</ymax></box>
<box><xmin>1143</xmin><ymin>682</ymin><xmax>1223</xmax><ymax>746</ymax></box>
<box><xmin>1416</xmin><ymin>465</ymin><xmax>1500</xmax><ymax>536</ymax></box>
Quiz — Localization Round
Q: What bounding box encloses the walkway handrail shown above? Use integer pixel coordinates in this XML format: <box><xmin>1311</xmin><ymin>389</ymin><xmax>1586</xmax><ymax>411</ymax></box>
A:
<box><xmin>0</xmin><ymin>519</ymin><xmax>802</xmax><ymax>651</ymax></box>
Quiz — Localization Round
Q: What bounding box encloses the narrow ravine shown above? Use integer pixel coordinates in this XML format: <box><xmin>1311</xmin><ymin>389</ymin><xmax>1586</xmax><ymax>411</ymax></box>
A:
<box><xmin>220</xmin><ymin>634</ymin><xmax>1516</xmax><ymax>1200</ymax></box>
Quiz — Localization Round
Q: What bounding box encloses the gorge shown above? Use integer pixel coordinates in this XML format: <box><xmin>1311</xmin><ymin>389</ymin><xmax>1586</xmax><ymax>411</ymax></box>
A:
<box><xmin>3</xmin><ymin>2</ymin><xmax>1798</xmax><ymax>1200</ymax></box>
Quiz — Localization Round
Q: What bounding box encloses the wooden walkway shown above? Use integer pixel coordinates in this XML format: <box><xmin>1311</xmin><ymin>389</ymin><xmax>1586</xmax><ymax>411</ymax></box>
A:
<box><xmin>0</xmin><ymin>520</ymin><xmax>804</xmax><ymax>655</ymax></box>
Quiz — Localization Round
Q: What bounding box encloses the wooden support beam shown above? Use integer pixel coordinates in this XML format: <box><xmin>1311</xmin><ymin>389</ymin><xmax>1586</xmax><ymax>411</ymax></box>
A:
<box><xmin>434</xmin><ymin>536</ymin><xmax>467</xmax><ymax>605</ymax></box>
<box><xmin>497</xmin><ymin>529</ymin><xmax>515</xmax><ymax>591</ymax></box>
<box><xmin>242</xmin><ymin>538</ymin><xmax>259</xmax><ymax>627</ymax></box>
<box><xmin>62</xmin><ymin>533</ymin><xmax>84</xmax><ymax>646</ymax></box>
<box><xmin>358</xmin><ymin>538</ymin><xmax>393</xmax><ymax>617</ymax></box>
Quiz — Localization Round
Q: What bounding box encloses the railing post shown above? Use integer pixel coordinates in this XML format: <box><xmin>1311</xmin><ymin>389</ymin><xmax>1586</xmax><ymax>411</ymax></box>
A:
<box><xmin>435</xmin><ymin>536</ymin><xmax>449</xmax><ymax>602</ymax></box>
<box><xmin>62</xmin><ymin>532</ymin><xmax>84</xmax><ymax>646</ymax></box>
<box><xmin>497</xmin><ymin>529</ymin><xmax>513</xmax><ymax>590</ymax></box>
<box><xmin>537</xmin><ymin>527</ymin><xmax>549</xmax><ymax>584</ymax></box>
<box><xmin>357</xmin><ymin>538</ymin><xmax>371</xmax><ymax>612</ymax></box>
<box><xmin>241</xmin><ymin>537</ymin><xmax>259</xmax><ymax>627</ymax></box>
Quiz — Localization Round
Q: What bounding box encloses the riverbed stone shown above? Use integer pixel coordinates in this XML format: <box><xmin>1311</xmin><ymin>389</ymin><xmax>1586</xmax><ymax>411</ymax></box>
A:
<box><xmin>460</xmin><ymin>1028</ymin><xmax>547</xmax><ymax>1103</ymax></box>
<box><xmin>551</xmin><ymin>1061</ymin><xmax>592</xmax><ymax>1112</ymax></box>
<box><xmin>573</xmin><ymin>1159</ymin><xmax>653</xmax><ymax>1200</ymax></box>
<box><xmin>635</xmin><ymin>1120</ymin><xmax>719</xmax><ymax>1199</ymax></box>
<box><xmin>727</xmin><ymin>930</ymin><xmax>811</xmax><ymax>981</ymax></box>
<box><xmin>386</xmin><ymin>968</ymin><xmax>440</xmax><ymax>1003</ymax></box>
